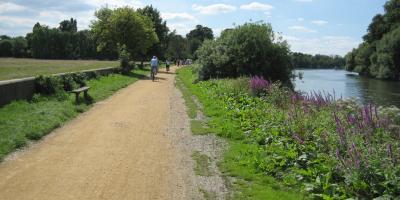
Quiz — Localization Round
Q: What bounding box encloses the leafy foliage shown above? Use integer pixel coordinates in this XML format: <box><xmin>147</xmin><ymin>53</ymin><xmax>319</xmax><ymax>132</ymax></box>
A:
<box><xmin>196</xmin><ymin>23</ymin><xmax>293</xmax><ymax>87</ymax></box>
<box><xmin>346</xmin><ymin>0</ymin><xmax>400</xmax><ymax>80</ymax></box>
<box><xmin>178</xmin><ymin>66</ymin><xmax>400</xmax><ymax>199</ymax></box>
<box><xmin>165</xmin><ymin>31</ymin><xmax>190</xmax><ymax>60</ymax></box>
<box><xmin>186</xmin><ymin>25</ymin><xmax>214</xmax><ymax>56</ymax></box>
<box><xmin>137</xmin><ymin>5</ymin><xmax>169</xmax><ymax>60</ymax></box>
<box><xmin>92</xmin><ymin>7</ymin><xmax>158</xmax><ymax>61</ymax></box>
<box><xmin>291</xmin><ymin>52</ymin><xmax>345</xmax><ymax>69</ymax></box>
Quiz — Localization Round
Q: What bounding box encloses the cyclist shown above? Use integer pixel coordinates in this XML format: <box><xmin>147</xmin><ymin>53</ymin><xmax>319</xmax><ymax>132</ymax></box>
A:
<box><xmin>151</xmin><ymin>56</ymin><xmax>158</xmax><ymax>75</ymax></box>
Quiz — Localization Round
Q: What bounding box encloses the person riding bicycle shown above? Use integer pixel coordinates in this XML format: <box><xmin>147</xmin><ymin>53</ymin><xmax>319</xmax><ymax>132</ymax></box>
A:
<box><xmin>150</xmin><ymin>56</ymin><xmax>158</xmax><ymax>75</ymax></box>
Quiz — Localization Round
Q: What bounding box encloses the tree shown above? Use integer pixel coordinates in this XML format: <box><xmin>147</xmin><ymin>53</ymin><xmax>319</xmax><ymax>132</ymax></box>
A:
<box><xmin>91</xmin><ymin>7</ymin><xmax>158</xmax><ymax>61</ymax></box>
<box><xmin>346</xmin><ymin>0</ymin><xmax>400</xmax><ymax>80</ymax></box>
<box><xmin>196</xmin><ymin>23</ymin><xmax>292</xmax><ymax>86</ymax></box>
<box><xmin>0</xmin><ymin>39</ymin><xmax>13</xmax><ymax>57</ymax></box>
<box><xmin>12</xmin><ymin>37</ymin><xmax>28</xmax><ymax>57</ymax></box>
<box><xmin>372</xmin><ymin>26</ymin><xmax>400</xmax><ymax>79</ymax></box>
<box><xmin>137</xmin><ymin>5</ymin><xmax>169</xmax><ymax>60</ymax></box>
<box><xmin>363</xmin><ymin>14</ymin><xmax>389</xmax><ymax>43</ymax></box>
<box><xmin>186</xmin><ymin>25</ymin><xmax>214</xmax><ymax>42</ymax></box>
<box><xmin>165</xmin><ymin>31</ymin><xmax>190</xmax><ymax>60</ymax></box>
<box><xmin>186</xmin><ymin>25</ymin><xmax>214</xmax><ymax>55</ymax></box>
<box><xmin>59</xmin><ymin>18</ymin><xmax>78</xmax><ymax>33</ymax></box>
<box><xmin>90</xmin><ymin>7</ymin><xmax>118</xmax><ymax>59</ymax></box>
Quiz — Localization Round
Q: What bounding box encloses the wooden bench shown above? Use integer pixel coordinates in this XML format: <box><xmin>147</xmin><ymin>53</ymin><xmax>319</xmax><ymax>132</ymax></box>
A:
<box><xmin>70</xmin><ymin>86</ymin><xmax>90</xmax><ymax>102</ymax></box>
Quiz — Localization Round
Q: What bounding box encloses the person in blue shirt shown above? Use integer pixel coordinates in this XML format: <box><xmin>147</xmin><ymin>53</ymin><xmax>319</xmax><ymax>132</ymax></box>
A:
<box><xmin>150</xmin><ymin>56</ymin><xmax>158</xmax><ymax>75</ymax></box>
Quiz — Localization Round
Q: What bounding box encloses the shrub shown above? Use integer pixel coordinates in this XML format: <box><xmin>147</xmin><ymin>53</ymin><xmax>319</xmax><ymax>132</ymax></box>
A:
<box><xmin>35</xmin><ymin>75</ymin><xmax>63</xmax><ymax>95</ymax></box>
<box><xmin>196</xmin><ymin>22</ymin><xmax>293</xmax><ymax>87</ymax></box>
<box><xmin>119</xmin><ymin>45</ymin><xmax>134</xmax><ymax>75</ymax></box>
<box><xmin>61</xmin><ymin>74</ymin><xmax>78</xmax><ymax>91</ymax></box>
<box><xmin>72</xmin><ymin>72</ymin><xmax>87</xmax><ymax>87</ymax></box>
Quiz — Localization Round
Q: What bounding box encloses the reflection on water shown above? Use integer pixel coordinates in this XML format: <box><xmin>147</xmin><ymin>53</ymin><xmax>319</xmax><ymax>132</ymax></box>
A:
<box><xmin>294</xmin><ymin>69</ymin><xmax>400</xmax><ymax>107</ymax></box>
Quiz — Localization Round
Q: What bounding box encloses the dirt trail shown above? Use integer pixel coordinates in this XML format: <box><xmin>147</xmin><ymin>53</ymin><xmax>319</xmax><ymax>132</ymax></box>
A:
<box><xmin>0</xmin><ymin>67</ymin><xmax>201</xmax><ymax>200</ymax></box>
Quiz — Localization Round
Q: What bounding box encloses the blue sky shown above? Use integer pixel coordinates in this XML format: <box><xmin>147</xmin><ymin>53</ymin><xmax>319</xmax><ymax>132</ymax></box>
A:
<box><xmin>0</xmin><ymin>0</ymin><xmax>387</xmax><ymax>56</ymax></box>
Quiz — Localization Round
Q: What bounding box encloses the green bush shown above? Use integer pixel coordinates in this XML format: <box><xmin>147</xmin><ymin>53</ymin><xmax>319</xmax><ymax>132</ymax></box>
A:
<box><xmin>196</xmin><ymin>22</ymin><xmax>293</xmax><ymax>87</ymax></box>
<box><xmin>119</xmin><ymin>45</ymin><xmax>134</xmax><ymax>75</ymax></box>
<box><xmin>60</xmin><ymin>74</ymin><xmax>78</xmax><ymax>91</ymax></box>
<box><xmin>35</xmin><ymin>75</ymin><xmax>63</xmax><ymax>95</ymax></box>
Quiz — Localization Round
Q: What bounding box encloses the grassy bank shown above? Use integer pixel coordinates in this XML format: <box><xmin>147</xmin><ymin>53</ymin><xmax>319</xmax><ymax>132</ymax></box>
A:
<box><xmin>177</xmin><ymin>66</ymin><xmax>400</xmax><ymax>199</ymax></box>
<box><xmin>0</xmin><ymin>58</ymin><xmax>119</xmax><ymax>81</ymax></box>
<box><xmin>177</xmin><ymin>67</ymin><xmax>300</xmax><ymax>199</ymax></box>
<box><xmin>0</xmin><ymin>69</ymin><xmax>148</xmax><ymax>160</ymax></box>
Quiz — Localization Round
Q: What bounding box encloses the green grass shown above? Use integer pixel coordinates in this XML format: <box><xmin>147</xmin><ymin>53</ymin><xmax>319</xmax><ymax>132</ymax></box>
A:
<box><xmin>199</xmin><ymin>188</ymin><xmax>218</xmax><ymax>200</ymax></box>
<box><xmin>220</xmin><ymin>141</ymin><xmax>299</xmax><ymax>200</ymax></box>
<box><xmin>177</xmin><ymin>66</ymin><xmax>300</xmax><ymax>200</ymax></box>
<box><xmin>190</xmin><ymin>120</ymin><xmax>210</xmax><ymax>135</ymax></box>
<box><xmin>175</xmin><ymin>77</ymin><xmax>197</xmax><ymax>119</ymax></box>
<box><xmin>0</xmin><ymin>69</ymin><xmax>148</xmax><ymax>160</ymax></box>
<box><xmin>0</xmin><ymin>58</ymin><xmax>119</xmax><ymax>80</ymax></box>
<box><xmin>192</xmin><ymin>151</ymin><xmax>213</xmax><ymax>177</ymax></box>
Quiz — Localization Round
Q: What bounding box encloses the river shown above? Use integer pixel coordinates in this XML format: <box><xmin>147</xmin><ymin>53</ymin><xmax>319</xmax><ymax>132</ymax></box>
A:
<box><xmin>294</xmin><ymin>69</ymin><xmax>400</xmax><ymax>107</ymax></box>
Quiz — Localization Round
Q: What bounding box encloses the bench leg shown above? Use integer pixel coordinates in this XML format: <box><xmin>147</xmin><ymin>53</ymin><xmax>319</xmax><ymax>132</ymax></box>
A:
<box><xmin>84</xmin><ymin>91</ymin><xmax>88</xmax><ymax>100</ymax></box>
<box><xmin>75</xmin><ymin>93</ymin><xmax>79</xmax><ymax>103</ymax></box>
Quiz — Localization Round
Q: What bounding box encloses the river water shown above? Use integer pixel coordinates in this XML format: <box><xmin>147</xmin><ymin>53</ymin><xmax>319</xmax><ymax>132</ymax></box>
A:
<box><xmin>294</xmin><ymin>69</ymin><xmax>400</xmax><ymax>107</ymax></box>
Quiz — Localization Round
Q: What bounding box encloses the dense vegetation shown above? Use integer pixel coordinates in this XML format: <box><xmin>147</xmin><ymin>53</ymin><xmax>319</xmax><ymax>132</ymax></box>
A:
<box><xmin>196</xmin><ymin>23</ymin><xmax>292</xmax><ymax>86</ymax></box>
<box><xmin>178</xmin><ymin>66</ymin><xmax>400</xmax><ymax>199</ymax></box>
<box><xmin>0</xmin><ymin>5</ymin><xmax>214</xmax><ymax>64</ymax></box>
<box><xmin>0</xmin><ymin>68</ymin><xmax>147</xmax><ymax>160</ymax></box>
<box><xmin>291</xmin><ymin>52</ymin><xmax>345</xmax><ymax>69</ymax></box>
<box><xmin>345</xmin><ymin>0</ymin><xmax>400</xmax><ymax>80</ymax></box>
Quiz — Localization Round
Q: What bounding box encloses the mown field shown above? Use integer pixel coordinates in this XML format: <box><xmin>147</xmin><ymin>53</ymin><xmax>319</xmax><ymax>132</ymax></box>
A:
<box><xmin>0</xmin><ymin>58</ymin><xmax>119</xmax><ymax>81</ymax></box>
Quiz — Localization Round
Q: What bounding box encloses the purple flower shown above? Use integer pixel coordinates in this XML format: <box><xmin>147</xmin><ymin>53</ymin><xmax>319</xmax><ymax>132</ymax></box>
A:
<box><xmin>292</xmin><ymin>133</ymin><xmax>304</xmax><ymax>144</ymax></box>
<box><xmin>249</xmin><ymin>75</ymin><xmax>270</xmax><ymax>94</ymax></box>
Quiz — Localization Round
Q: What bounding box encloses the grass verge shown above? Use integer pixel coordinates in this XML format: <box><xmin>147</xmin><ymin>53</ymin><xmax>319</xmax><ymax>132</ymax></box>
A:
<box><xmin>199</xmin><ymin>188</ymin><xmax>218</xmax><ymax>200</ymax></box>
<box><xmin>177</xmin><ymin>66</ymin><xmax>300</xmax><ymax>200</ymax></box>
<box><xmin>190</xmin><ymin>120</ymin><xmax>210</xmax><ymax>135</ymax></box>
<box><xmin>175</xmin><ymin>77</ymin><xmax>197</xmax><ymax>119</ymax></box>
<box><xmin>192</xmin><ymin>151</ymin><xmax>213</xmax><ymax>177</ymax></box>
<box><xmin>0</xmin><ymin>69</ymin><xmax>148</xmax><ymax>160</ymax></box>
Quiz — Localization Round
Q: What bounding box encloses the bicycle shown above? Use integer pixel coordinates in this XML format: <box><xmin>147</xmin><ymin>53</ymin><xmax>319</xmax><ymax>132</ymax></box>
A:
<box><xmin>150</xmin><ymin>66</ymin><xmax>156</xmax><ymax>81</ymax></box>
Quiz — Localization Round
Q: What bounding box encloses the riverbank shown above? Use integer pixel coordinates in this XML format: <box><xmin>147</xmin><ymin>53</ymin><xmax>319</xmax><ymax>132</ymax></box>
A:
<box><xmin>0</xmin><ymin>69</ymin><xmax>148</xmax><ymax>160</ymax></box>
<box><xmin>177</xmin><ymin>66</ymin><xmax>400</xmax><ymax>199</ymax></box>
<box><xmin>294</xmin><ymin>69</ymin><xmax>400</xmax><ymax>107</ymax></box>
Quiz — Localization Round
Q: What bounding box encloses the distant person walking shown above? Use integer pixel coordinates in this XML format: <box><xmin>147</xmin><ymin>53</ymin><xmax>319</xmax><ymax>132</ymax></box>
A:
<box><xmin>166</xmin><ymin>59</ymin><xmax>170</xmax><ymax>72</ymax></box>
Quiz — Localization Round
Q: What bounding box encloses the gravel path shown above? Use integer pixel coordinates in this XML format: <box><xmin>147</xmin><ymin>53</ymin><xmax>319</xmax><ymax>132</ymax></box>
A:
<box><xmin>0</xmin><ymin>67</ymin><xmax>207</xmax><ymax>200</ymax></box>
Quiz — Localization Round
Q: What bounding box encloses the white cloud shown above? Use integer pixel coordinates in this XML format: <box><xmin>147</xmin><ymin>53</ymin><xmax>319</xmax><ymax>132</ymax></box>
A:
<box><xmin>192</xmin><ymin>4</ymin><xmax>236</xmax><ymax>15</ymax></box>
<box><xmin>288</xmin><ymin>26</ymin><xmax>316</xmax><ymax>33</ymax></box>
<box><xmin>311</xmin><ymin>20</ymin><xmax>328</xmax><ymax>26</ymax></box>
<box><xmin>282</xmin><ymin>35</ymin><xmax>361</xmax><ymax>56</ymax></box>
<box><xmin>168</xmin><ymin>23</ymin><xmax>192</xmax><ymax>35</ymax></box>
<box><xmin>84</xmin><ymin>0</ymin><xmax>143</xmax><ymax>8</ymax></box>
<box><xmin>0</xmin><ymin>2</ymin><xmax>27</xmax><ymax>13</ymax></box>
<box><xmin>0</xmin><ymin>16</ymin><xmax>36</xmax><ymax>28</ymax></box>
<box><xmin>240</xmin><ymin>2</ymin><xmax>273</xmax><ymax>11</ymax></box>
<box><xmin>161</xmin><ymin>12</ymin><xmax>196</xmax><ymax>21</ymax></box>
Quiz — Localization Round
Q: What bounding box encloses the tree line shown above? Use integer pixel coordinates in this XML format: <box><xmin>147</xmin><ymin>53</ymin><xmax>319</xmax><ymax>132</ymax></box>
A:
<box><xmin>345</xmin><ymin>0</ymin><xmax>400</xmax><ymax>80</ymax></box>
<box><xmin>291</xmin><ymin>52</ymin><xmax>345</xmax><ymax>69</ymax></box>
<box><xmin>0</xmin><ymin>5</ymin><xmax>214</xmax><ymax>63</ymax></box>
